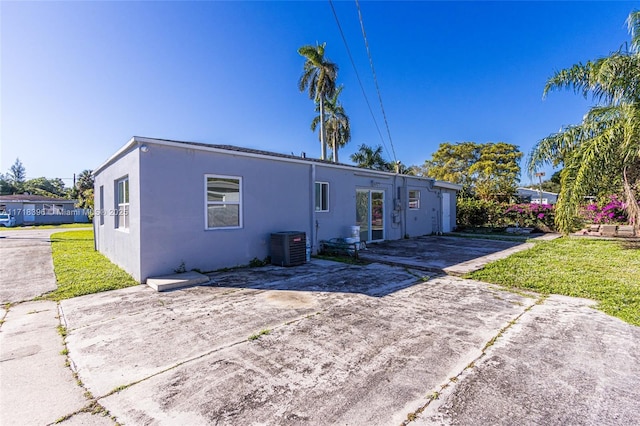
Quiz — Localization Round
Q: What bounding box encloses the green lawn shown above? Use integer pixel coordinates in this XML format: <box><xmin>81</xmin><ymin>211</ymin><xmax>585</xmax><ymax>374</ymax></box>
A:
<box><xmin>467</xmin><ymin>237</ymin><xmax>640</xmax><ymax>326</ymax></box>
<box><xmin>47</xmin><ymin>230</ymin><xmax>138</xmax><ymax>301</ymax></box>
<box><xmin>2</xmin><ymin>223</ymin><xmax>93</xmax><ymax>231</ymax></box>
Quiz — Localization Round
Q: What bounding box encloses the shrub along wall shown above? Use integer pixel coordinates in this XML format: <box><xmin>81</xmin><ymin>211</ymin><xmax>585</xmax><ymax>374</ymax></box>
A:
<box><xmin>456</xmin><ymin>199</ymin><xmax>555</xmax><ymax>231</ymax></box>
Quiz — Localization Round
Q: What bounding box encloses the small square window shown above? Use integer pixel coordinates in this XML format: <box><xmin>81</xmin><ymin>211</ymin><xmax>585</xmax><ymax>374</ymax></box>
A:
<box><xmin>409</xmin><ymin>190</ymin><xmax>420</xmax><ymax>210</ymax></box>
<box><xmin>205</xmin><ymin>175</ymin><xmax>242</xmax><ymax>229</ymax></box>
<box><xmin>315</xmin><ymin>182</ymin><xmax>329</xmax><ymax>212</ymax></box>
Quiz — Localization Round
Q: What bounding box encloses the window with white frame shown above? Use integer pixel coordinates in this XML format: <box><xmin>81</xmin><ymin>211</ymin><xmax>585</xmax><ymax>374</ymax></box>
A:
<box><xmin>408</xmin><ymin>190</ymin><xmax>420</xmax><ymax>209</ymax></box>
<box><xmin>43</xmin><ymin>204</ymin><xmax>64</xmax><ymax>215</ymax></box>
<box><xmin>315</xmin><ymin>182</ymin><xmax>329</xmax><ymax>212</ymax></box>
<box><xmin>206</xmin><ymin>175</ymin><xmax>242</xmax><ymax>229</ymax></box>
<box><xmin>99</xmin><ymin>186</ymin><xmax>104</xmax><ymax>226</ymax></box>
<box><xmin>116</xmin><ymin>177</ymin><xmax>129</xmax><ymax>229</ymax></box>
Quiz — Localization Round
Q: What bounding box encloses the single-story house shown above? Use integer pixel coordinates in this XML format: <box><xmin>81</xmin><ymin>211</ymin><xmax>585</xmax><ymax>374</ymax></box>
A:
<box><xmin>516</xmin><ymin>187</ymin><xmax>558</xmax><ymax>205</ymax></box>
<box><xmin>93</xmin><ymin>137</ymin><xmax>462</xmax><ymax>282</ymax></box>
<box><xmin>0</xmin><ymin>194</ymin><xmax>77</xmax><ymax>226</ymax></box>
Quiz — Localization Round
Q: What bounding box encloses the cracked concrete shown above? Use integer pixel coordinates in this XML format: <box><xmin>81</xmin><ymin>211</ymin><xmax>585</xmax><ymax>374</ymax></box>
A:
<box><xmin>416</xmin><ymin>295</ymin><xmax>640</xmax><ymax>425</ymax></box>
<box><xmin>3</xmin><ymin>231</ymin><xmax>638</xmax><ymax>425</ymax></box>
<box><xmin>359</xmin><ymin>235</ymin><xmax>553</xmax><ymax>274</ymax></box>
<box><xmin>57</xmin><ymin>258</ymin><xmax>640</xmax><ymax>426</ymax></box>
<box><xmin>61</xmin><ymin>264</ymin><xmax>532</xmax><ymax>425</ymax></box>
<box><xmin>0</xmin><ymin>300</ymin><xmax>114</xmax><ymax>425</ymax></box>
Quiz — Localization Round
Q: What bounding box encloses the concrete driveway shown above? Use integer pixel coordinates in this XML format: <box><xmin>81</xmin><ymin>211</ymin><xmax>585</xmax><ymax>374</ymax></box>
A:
<box><xmin>0</xmin><ymin>229</ymin><xmax>62</xmax><ymax>304</ymax></box>
<box><xmin>59</xmin><ymin>258</ymin><xmax>640</xmax><ymax>425</ymax></box>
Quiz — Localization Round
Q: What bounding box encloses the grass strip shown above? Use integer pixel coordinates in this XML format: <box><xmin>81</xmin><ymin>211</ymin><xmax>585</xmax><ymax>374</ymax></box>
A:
<box><xmin>47</xmin><ymin>230</ymin><xmax>138</xmax><ymax>300</ymax></box>
<box><xmin>1</xmin><ymin>223</ymin><xmax>93</xmax><ymax>231</ymax></box>
<box><xmin>467</xmin><ymin>237</ymin><xmax>640</xmax><ymax>326</ymax></box>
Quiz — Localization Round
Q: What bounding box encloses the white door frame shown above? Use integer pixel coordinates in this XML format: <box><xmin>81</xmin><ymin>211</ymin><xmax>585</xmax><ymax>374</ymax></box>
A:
<box><xmin>356</xmin><ymin>189</ymin><xmax>385</xmax><ymax>242</ymax></box>
<box><xmin>442</xmin><ymin>193</ymin><xmax>451</xmax><ymax>233</ymax></box>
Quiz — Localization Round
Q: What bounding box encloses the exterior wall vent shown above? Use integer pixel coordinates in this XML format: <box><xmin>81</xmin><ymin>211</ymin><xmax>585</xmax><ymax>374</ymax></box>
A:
<box><xmin>270</xmin><ymin>232</ymin><xmax>306</xmax><ymax>266</ymax></box>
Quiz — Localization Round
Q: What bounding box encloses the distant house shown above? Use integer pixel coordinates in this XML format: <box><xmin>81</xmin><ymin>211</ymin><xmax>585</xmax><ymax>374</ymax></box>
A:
<box><xmin>0</xmin><ymin>194</ymin><xmax>77</xmax><ymax>226</ymax></box>
<box><xmin>516</xmin><ymin>187</ymin><xmax>558</xmax><ymax>205</ymax></box>
<box><xmin>93</xmin><ymin>137</ymin><xmax>462</xmax><ymax>282</ymax></box>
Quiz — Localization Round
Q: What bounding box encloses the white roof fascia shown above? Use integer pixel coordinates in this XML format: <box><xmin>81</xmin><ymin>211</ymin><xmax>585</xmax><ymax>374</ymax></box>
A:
<box><xmin>93</xmin><ymin>137</ymin><xmax>139</xmax><ymax>176</ymax></box>
<box><xmin>95</xmin><ymin>137</ymin><xmax>460</xmax><ymax>191</ymax></box>
<box><xmin>433</xmin><ymin>181</ymin><xmax>463</xmax><ymax>191</ymax></box>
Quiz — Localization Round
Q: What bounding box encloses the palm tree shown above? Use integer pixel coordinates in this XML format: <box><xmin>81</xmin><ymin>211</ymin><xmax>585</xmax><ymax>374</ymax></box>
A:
<box><xmin>298</xmin><ymin>42</ymin><xmax>338</xmax><ymax>160</ymax></box>
<box><xmin>528</xmin><ymin>10</ymin><xmax>640</xmax><ymax>232</ymax></box>
<box><xmin>351</xmin><ymin>144</ymin><xmax>391</xmax><ymax>171</ymax></box>
<box><xmin>311</xmin><ymin>86</ymin><xmax>351</xmax><ymax>163</ymax></box>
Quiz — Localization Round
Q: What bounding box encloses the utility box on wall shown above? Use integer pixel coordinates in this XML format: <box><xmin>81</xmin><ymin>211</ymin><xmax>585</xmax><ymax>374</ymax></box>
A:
<box><xmin>270</xmin><ymin>232</ymin><xmax>306</xmax><ymax>266</ymax></box>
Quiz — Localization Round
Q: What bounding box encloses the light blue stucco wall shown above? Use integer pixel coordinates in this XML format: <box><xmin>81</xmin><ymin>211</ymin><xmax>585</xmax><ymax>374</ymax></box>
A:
<box><xmin>94</xmin><ymin>138</ymin><xmax>461</xmax><ymax>282</ymax></box>
<box><xmin>0</xmin><ymin>201</ymin><xmax>75</xmax><ymax>226</ymax></box>
<box><xmin>93</xmin><ymin>146</ymin><xmax>142</xmax><ymax>280</ymax></box>
<box><xmin>405</xmin><ymin>179</ymin><xmax>442</xmax><ymax>237</ymax></box>
<box><xmin>137</xmin><ymin>144</ymin><xmax>311</xmax><ymax>281</ymax></box>
<box><xmin>313</xmin><ymin>167</ymin><xmax>398</xmax><ymax>244</ymax></box>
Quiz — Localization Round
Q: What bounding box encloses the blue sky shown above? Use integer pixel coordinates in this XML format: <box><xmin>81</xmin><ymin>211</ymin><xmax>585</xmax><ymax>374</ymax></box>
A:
<box><xmin>1</xmin><ymin>1</ymin><xmax>636</xmax><ymax>187</ymax></box>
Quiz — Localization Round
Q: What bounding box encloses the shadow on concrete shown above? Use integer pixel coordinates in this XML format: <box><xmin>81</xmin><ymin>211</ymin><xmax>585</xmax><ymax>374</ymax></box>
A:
<box><xmin>359</xmin><ymin>235</ymin><xmax>523</xmax><ymax>273</ymax></box>
<box><xmin>204</xmin><ymin>259</ymin><xmax>432</xmax><ymax>298</ymax></box>
<box><xmin>200</xmin><ymin>235</ymin><xmax>526</xmax><ymax>297</ymax></box>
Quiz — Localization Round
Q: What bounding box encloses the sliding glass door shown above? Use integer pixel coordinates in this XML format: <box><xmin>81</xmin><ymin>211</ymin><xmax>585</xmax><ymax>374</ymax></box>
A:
<box><xmin>356</xmin><ymin>189</ymin><xmax>385</xmax><ymax>242</ymax></box>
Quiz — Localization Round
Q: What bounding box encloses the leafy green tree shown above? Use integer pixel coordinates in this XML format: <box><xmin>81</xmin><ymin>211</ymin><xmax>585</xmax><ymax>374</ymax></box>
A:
<box><xmin>76</xmin><ymin>170</ymin><xmax>94</xmax><ymax>193</ymax></box>
<box><xmin>311</xmin><ymin>86</ymin><xmax>350</xmax><ymax>162</ymax></box>
<box><xmin>23</xmin><ymin>177</ymin><xmax>68</xmax><ymax>198</ymax></box>
<box><xmin>528</xmin><ymin>10</ymin><xmax>640</xmax><ymax>232</ymax></box>
<box><xmin>8</xmin><ymin>158</ymin><xmax>26</xmax><ymax>193</ymax></box>
<box><xmin>0</xmin><ymin>174</ymin><xmax>14</xmax><ymax>195</ymax></box>
<box><xmin>74</xmin><ymin>170</ymin><xmax>94</xmax><ymax>211</ymax></box>
<box><xmin>421</xmin><ymin>142</ymin><xmax>479</xmax><ymax>196</ymax></box>
<box><xmin>298</xmin><ymin>42</ymin><xmax>338</xmax><ymax>161</ymax></box>
<box><xmin>396</xmin><ymin>162</ymin><xmax>419</xmax><ymax>175</ymax></box>
<box><xmin>539</xmin><ymin>171</ymin><xmax>562</xmax><ymax>194</ymax></box>
<box><xmin>350</xmin><ymin>144</ymin><xmax>391</xmax><ymax>171</ymax></box>
<box><xmin>423</xmin><ymin>142</ymin><xmax>522</xmax><ymax>200</ymax></box>
<box><xmin>472</xmin><ymin>142</ymin><xmax>522</xmax><ymax>201</ymax></box>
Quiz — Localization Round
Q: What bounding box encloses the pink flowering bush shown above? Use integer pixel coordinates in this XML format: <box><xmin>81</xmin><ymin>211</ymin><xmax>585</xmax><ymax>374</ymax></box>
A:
<box><xmin>504</xmin><ymin>203</ymin><xmax>555</xmax><ymax>229</ymax></box>
<box><xmin>457</xmin><ymin>199</ymin><xmax>555</xmax><ymax>231</ymax></box>
<box><xmin>581</xmin><ymin>195</ymin><xmax>628</xmax><ymax>225</ymax></box>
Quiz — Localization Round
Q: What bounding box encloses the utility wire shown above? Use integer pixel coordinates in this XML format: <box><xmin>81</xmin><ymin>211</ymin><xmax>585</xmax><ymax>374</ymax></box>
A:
<box><xmin>354</xmin><ymin>0</ymin><xmax>398</xmax><ymax>165</ymax></box>
<box><xmin>327</xmin><ymin>0</ymin><xmax>393</xmax><ymax>163</ymax></box>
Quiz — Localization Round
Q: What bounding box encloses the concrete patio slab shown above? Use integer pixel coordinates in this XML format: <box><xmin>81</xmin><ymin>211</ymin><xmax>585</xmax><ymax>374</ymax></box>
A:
<box><xmin>360</xmin><ymin>234</ymin><xmax>561</xmax><ymax>276</ymax></box>
<box><xmin>61</xmin><ymin>262</ymin><xmax>537</xmax><ymax>424</ymax></box>
<box><xmin>359</xmin><ymin>235</ymin><xmax>521</xmax><ymax>272</ymax></box>
<box><xmin>417</xmin><ymin>295</ymin><xmax>640</xmax><ymax>425</ymax></box>
<box><xmin>146</xmin><ymin>270</ymin><xmax>210</xmax><ymax>292</ymax></box>
<box><xmin>442</xmin><ymin>242</ymin><xmax>534</xmax><ymax>276</ymax></box>
<box><xmin>60</xmin><ymin>261</ymin><xmax>431</xmax><ymax>397</ymax></box>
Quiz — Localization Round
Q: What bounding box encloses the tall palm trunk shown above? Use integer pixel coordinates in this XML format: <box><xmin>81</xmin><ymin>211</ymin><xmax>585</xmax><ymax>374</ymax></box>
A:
<box><xmin>319</xmin><ymin>98</ymin><xmax>327</xmax><ymax>160</ymax></box>
<box><xmin>623</xmin><ymin>166</ymin><xmax>640</xmax><ymax>231</ymax></box>
<box><xmin>332</xmin><ymin>129</ymin><xmax>339</xmax><ymax>163</ymax></box>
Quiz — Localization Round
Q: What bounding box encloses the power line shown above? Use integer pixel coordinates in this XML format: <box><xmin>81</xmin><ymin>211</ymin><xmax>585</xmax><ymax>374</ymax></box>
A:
<box><xmin>354</xmin><ymin>0</ymin><xmax>398</xmax><ymax>165</ymax></box>
<box><xmin>327</xmin><ymin>0</ymin><xmax>393</xmax><ymax>163</ymax></box>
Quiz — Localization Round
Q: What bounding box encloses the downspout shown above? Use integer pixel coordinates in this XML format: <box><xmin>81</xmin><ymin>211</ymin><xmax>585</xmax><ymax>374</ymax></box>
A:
<box><xmin>392</xmin><ymin>173</ymin><xmax>407</xmax><ymax>239</ymax></box>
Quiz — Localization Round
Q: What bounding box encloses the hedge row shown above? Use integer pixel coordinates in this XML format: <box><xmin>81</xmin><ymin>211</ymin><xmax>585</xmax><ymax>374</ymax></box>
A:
<box><xmin>457</xmin><ymin>198</ymin><xmax>555</xmax><ymax>231</ymax></box>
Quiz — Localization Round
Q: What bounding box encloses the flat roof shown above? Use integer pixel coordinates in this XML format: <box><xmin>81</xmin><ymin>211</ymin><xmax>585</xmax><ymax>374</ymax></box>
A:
<box><xmin>0</xmin><ymin>194</ymin><xmax>76</xmax><ymax>203</ymax></box>
<box><xmin>94</xmin><ymin>136</ymin><xmax>463</xmax><ymax>191</ymax></box>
